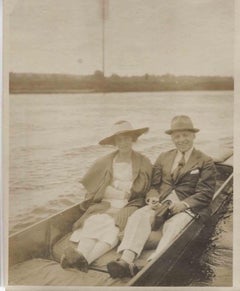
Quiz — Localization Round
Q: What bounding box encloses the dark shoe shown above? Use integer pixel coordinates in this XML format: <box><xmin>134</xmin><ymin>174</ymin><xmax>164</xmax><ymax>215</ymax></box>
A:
<box><xmin>61</xmin><ymin>247</ymin><xmax>89</xmax><ymax>273</ymax></box>
<box><xmin>107</xmin><ymin>259</ymin><xmax>138</xmax><ymax>278</ymax></box>
<box><xmin>74</xmin><ymin>252</ymin><xmax>89</xmax><ymax>273</ymax></box>
<box><xmin>60</xmin><ymin>254</ymin><xmax>71</xmax><ymax>269</ymax></box>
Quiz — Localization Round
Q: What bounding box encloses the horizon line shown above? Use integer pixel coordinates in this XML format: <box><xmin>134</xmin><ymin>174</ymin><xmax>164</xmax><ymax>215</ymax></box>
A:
<box><xmin>9</xmin><ymin>71</ymin><xmax>234</xmax><ymax>78</ymax></box>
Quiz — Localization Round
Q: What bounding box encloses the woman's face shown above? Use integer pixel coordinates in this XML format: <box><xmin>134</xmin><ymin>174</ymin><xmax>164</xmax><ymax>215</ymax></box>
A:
<box><xmin>114</xmin><ymin>134</ymin><xmax>133</xmax><ymax>153</ymax></box>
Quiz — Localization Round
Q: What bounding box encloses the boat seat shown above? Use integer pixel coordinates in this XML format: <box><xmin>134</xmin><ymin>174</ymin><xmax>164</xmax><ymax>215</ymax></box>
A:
<box><xmin>9</xmin><ymin>258</ymin><xmax>129</xmax><ymax>286</ymax></box>
<box><xmin>9</xmin><ymin>231</ymin><xmax>161</xmax><ymax>286</ymax></box>
<box><xmin>52</xmin><ymin>229</ymin><xmax>162</xmax><ymax>268</ymax></box>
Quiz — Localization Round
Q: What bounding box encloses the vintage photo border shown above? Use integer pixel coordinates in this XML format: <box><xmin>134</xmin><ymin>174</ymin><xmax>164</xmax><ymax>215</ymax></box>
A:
<box><xmin>2</xmin><ymin>1</ymin><xmax>240</xmax><ymax>290</ymax></box>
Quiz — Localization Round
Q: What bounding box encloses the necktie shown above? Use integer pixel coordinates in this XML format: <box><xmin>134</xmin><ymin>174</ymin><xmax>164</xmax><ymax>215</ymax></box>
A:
<box><xmin>171</xmin><ymin>152</ymin><xmax>185</xmax><ymax>181</ymax></box>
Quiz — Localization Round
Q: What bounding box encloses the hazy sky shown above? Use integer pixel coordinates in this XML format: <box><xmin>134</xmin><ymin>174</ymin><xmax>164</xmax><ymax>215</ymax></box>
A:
<box><xmin>9</xmin><ymin>0</ymin><xmax>234</xmax><ymax>76</ymax></box>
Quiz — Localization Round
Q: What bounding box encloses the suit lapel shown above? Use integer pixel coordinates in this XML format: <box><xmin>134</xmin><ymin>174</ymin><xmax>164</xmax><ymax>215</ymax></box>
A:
<box><xmin>175</xmin><ymin>148</ymin><xmax>200</xmax><ymax>183</ymax></box>
<box><xmin>167</xmin><ymin>149</ymin><xmax>178</xmax><ymax>181</ymax></box>
<box><xmin>132</xmin><ymin>151</ymin><xmax>141</xmax><ymax>181</ymax></box>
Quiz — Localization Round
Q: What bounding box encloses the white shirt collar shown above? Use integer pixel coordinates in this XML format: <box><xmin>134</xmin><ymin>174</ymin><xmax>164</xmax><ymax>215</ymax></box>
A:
<box><xmin>171</xmin><ymin>147</ymin><xmax>194</xmax><ymax>173</ymax></box>
<box><xmin>178</xmin><ymin>146</ymin><xmax>194</xmax><ymax>163</ymax></box>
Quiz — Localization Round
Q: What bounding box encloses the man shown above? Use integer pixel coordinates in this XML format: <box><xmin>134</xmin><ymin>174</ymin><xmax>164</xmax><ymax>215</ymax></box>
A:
<box><xmin>107</xmin><ymin>115</ymin><xmax>216</xmax><ymax>278</ymax></box>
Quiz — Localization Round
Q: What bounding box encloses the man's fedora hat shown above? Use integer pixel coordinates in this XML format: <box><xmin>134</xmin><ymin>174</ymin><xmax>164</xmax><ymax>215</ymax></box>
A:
<box><xmin>99</xmin><ymin>120</ymin><xmax>149</xmax><ymax>145</ymax></box>
<box><xmin>165</xmin><ymin>115</ymin><xmax>200</xmax><ymax>135</ymax></box>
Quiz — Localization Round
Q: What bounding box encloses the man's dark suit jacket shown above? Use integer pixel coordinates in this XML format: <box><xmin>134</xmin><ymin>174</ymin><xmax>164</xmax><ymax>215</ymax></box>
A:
<box><xmin>150</xmin><ymin>148</ymin><xmax>216</xmax><ymax>212</ymax></box>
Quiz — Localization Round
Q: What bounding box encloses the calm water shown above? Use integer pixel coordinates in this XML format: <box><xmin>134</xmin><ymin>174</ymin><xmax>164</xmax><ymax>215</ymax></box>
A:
<box><xmin>9</xmin><ymin>91</ymin><xmax>233</xmax><ymax>286</ymax></box>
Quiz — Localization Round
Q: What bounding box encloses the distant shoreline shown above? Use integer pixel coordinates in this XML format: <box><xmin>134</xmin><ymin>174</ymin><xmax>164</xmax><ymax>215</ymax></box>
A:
<box><xmin>10</xmin><ymin>89</ymin><xmax>234</xmax><ymax>94</ymax></box>
<box><xmin>9</xmin><ymin>72</ymin><xmax>234</xmax><ymax>94</ymax></box>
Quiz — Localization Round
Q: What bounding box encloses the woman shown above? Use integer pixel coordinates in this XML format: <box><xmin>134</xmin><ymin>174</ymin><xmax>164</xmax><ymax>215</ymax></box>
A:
<box><xmin>61</xmin><ymin>120</ymin><xmax>152</xmax><ymax>272</ymax></box>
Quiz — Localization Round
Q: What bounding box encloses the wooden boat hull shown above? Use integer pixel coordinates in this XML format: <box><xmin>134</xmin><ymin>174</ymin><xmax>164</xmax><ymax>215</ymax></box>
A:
<box><xmin>9</xmin><ymin>160</ymin><xmax>233</xmax><ymax>286</ymax></box>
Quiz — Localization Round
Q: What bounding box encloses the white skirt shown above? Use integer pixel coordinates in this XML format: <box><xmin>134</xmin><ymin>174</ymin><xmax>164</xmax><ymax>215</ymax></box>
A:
<box><xmin>70</xmin><ymin>214</ymin><xmax>120</xmax><ymax>247</ymax></box>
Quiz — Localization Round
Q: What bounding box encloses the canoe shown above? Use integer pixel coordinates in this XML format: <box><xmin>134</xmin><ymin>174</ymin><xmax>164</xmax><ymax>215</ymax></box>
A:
<box><xmin>9</xmin><ymin>154</ymin><xmax>233</xmax><ymax>286</ymax></box>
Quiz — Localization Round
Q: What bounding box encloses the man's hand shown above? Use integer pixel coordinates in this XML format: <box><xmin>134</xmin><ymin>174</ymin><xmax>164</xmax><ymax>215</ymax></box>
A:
<box><xmin>169</xmin><ymin>201</ymin><xmax>188</xmax><ymax>215</ymax></box>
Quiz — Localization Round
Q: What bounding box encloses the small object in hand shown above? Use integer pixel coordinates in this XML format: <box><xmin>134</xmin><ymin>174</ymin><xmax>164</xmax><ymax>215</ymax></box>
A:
<box><xmin>145</xmin><ymin>189</ymin><xmax>162</xmax><ymax>210</ymax></box>
<box><xmin>145</xmin><ymin>196</ymin><xmax>161</xmax><ymax>210</ymax></box>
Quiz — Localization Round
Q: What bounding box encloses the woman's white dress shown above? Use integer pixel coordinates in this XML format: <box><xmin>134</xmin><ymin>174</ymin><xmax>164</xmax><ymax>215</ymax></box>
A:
<box><xmin>70</xmin><ymin>160</ymin><xmax>133</xmax><ymax>247</ymax></box>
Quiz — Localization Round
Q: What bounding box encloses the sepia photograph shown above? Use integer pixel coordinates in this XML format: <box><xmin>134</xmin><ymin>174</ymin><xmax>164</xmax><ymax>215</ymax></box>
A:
<box><xmin>5</xmin><ymin>0</ymin><xmax>234</xmax><ymax>288</ymax></box>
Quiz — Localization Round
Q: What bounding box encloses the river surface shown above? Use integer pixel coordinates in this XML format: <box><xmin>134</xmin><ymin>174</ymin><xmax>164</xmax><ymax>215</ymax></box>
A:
<box><xmin>9</xmin><ymin>91</ymin><xmax>233</xmax><ymax>286</ymax></box>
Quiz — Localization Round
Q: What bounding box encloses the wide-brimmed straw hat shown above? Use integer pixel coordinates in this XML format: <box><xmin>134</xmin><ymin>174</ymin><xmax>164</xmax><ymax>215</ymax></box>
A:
<box><xmin>165</xmin><ymin>115</ymin><xmax>200</xmax><ymax>135</ymax></box>
<box><xmin>99</xmin><ymin>120</ymin><xmax>149</xmax><ymax>145</ymax></box>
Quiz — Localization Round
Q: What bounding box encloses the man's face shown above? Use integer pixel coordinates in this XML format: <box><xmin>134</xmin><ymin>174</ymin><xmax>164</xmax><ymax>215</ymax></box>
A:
<box><xmin>171</xmin><ymin>130</ymin><xmax>195</xmax><ymax>153</ymax></box>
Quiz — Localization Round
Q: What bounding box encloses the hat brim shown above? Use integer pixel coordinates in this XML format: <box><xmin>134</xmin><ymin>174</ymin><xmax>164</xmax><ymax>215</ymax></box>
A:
<box><xmin>165</xmin><ymin>128</ymin><xmax>200</xmax><ymax>135</ymax></box>
<box><xmin>99</xmin><ymin>127</ymin><xmax>149</xmax><ymax>145</ymax></box>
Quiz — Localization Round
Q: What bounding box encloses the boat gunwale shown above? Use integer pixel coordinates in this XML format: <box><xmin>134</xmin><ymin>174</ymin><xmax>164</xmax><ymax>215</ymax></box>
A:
<box><xmin>9</xmin><ymin>200</ymin><xmax>84</xmax><ymax>239</ymax></box>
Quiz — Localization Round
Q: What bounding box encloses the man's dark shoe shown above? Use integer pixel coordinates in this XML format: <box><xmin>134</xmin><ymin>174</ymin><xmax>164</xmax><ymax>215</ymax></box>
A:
<box><xmin>107</xmin><ymin>259</ymin><xmax>138</xmax><ymax>278</ymax></box>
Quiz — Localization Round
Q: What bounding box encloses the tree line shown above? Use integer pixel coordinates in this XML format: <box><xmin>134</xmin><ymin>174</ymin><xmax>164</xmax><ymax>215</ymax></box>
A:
<box><xmin>9</xmin><ymin>71</ymin><xmax>234</xmax><ymax>94</ymax></box>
